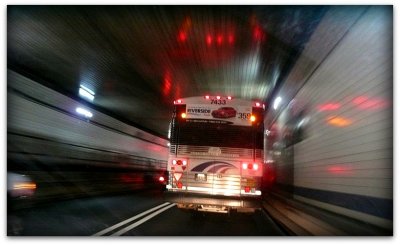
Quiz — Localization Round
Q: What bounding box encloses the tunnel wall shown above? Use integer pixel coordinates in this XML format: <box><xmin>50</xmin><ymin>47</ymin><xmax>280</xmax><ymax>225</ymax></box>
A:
<box><xmin>265</xmin><ymin>6</ymin><xmax>392</xmax><ymax>229</ymax></box>
<box><xmin>7</xmin><ymin>70</ymin><xmax>169</xmax><ymax>206</ymax></box>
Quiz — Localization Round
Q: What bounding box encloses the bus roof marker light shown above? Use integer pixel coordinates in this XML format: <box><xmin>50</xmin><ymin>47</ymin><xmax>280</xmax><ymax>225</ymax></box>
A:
<box><xmin>273</xmin><ymin>97</ymin><xmax>282</xmax><ymax>110</ymax></box>
<box><xmin>76</xmin><ymin>107</ymin><xmax>93</xmax><ymax>118</ymax></box>
<box><xmin>174</xmin><ymin>99</ymin><xmax>183</xmax><ymax>104</ymax></box>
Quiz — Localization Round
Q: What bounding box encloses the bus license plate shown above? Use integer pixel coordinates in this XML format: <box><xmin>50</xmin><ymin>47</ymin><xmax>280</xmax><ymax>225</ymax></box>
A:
<box><xmin>195</xmin><ymin>173</ymin><xmax>207</xmax><ymax>181</ymax></box>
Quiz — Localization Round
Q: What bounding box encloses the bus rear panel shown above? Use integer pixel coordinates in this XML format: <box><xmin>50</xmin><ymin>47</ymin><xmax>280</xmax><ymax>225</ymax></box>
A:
<box><xmin>165</xmin><ymin>96</ymin><xmax>264</xmax><ymax>213</ymax></box>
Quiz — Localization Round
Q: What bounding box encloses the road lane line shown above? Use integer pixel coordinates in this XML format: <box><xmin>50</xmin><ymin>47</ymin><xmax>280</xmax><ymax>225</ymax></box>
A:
<box><xmin>111</xmin><ymin>203</ymin><xmax>176</xmax><ymax>236</ymax></box>
<box><xmin>93</xmin><ymin>202</ymin><xmax>171</xmax><ymax>236</ymax></box>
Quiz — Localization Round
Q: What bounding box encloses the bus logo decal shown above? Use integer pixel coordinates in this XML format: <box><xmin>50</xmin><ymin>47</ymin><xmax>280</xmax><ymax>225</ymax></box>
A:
<box><xmin>208</xmin><ymin>147</ymin><xmax>222</xmax><ymax>156</ymax></box>
<box><xmin>191</xmin><ymin>161</ymin><xmax>237</xmax><ymax>173</ymax></box>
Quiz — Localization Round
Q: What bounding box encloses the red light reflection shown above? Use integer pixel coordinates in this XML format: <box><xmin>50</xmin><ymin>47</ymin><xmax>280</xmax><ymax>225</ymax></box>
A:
<box><xmin>120</xmin><ymin>173</ymin><xmax>143</xmax><ymax>184</ymax></box>
<box><xmin>217</xmin><ymin>35</ymin><xmax>223</xmax><ymax>45</ymax></box>
<box><xmin>327</xmin><ymin>165</ymin><xmax>352</xmax><ymax>175</ymax></box>
<box><xmin>253</xmin><ymin>26</ymin><xmax>263</xmax><ymax>41</ymax></box>
<box><xmin>352</xmin><ymin>96</ymin><xmax>388</xmax><ymax>110</ymax></box>
<box><xmin>317</xmin><ymin>103</ymin><xmax>341</xmax><ymax>111</ymax></box>
<box><xmin>178</xmin><ymin>31</ymin><xmax>187</xmax><ymax>42</ymax></box>
<box><xmin>228</xmin><ymin>34</ymin><xmax>234</xmax><ymax>44</ymax></box>
<box><xmin>250</xmin><ymin>15</ymin><xmax>265</xmax><ymax>42</ymax></box>
<box><xmin>177</xmin><ymin>17</ymin><xmax>191</xmax><ymax>43</ymax></box>
<box><xmin>163</xmin><ymin>71</ymin><xmax>172</xmax><ymax>96</ymax></box>
<box><xmin>206</xmin><ymin>34</ymin><xmax>212</xmax><ymax>46</ymax></box>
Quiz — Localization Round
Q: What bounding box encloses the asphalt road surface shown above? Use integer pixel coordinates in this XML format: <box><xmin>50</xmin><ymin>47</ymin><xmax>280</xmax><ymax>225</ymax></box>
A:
<box><xmin>8</xmin><ymin>190</ymin><xmax>285</xmax><ymax>236</ymax></box>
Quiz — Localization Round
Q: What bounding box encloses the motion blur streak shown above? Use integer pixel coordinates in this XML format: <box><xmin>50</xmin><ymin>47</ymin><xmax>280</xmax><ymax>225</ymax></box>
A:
<box><xmin>13</xmin><ymin>183</ymin><xmax>36</xmax><ymax>190</ymax></box>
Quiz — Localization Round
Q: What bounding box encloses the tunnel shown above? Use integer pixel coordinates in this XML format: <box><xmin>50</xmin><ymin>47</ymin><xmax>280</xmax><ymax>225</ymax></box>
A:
<box><xmin>5</xmin><ymin>5</ymin><xmax>393</xmax><ymax>236</ymax></box>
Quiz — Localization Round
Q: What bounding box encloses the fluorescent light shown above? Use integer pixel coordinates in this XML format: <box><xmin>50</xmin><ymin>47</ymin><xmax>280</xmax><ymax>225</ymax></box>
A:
<box><xmin>79</xmin><ymin>85</ymin><xmax>95</xmax><ymax>101</ymax></box>
<box><xmin>76</xmin><ymin>107</ymin><xmax>93</xmax><ymax>118</ymax></box>
<box><xmin>273</xmin><ymin>96</ymin><xmax>282</xmax><ymax>110</ymax></box>
<box><xmin>80</xmin><ymin>85</ymin><xmax>95</xmax><ymax>95</ymax></box>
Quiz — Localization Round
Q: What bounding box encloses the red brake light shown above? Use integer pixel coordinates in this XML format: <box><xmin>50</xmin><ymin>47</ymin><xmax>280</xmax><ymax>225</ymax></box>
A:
<box><xmin>255</xmin><ymin>102</ymin><xmax>261</xmax><ymax>107</ymax></box>
<box><xmin>177</xmin><ymin>160</ymin><xmax>182</xmax><ymax>165</ymax></box>
<box><xmin>244</xmin><ymin>186</ymin><xmax>250</xmax><ymax>193</ymax></box>
<box><xmin>159</xmin><ymin>176</ymin><xmax>165</xmax><ymax>182</ymax></box>
<box><xmin>177</xmin><ymin>182</ymin><xmax>183</xmax><ymax>189</ymax></box>
<box><xmin>206</xmin><ymin>35</ymin><xmax>212</xmax><ymax>45</ymax></box>
<box><xmin>217</xmin><ymin>35</ymin><xmax>223</xmax><ymax>45</ymax></box>
<box><xmin>242</xmin><ymin>162</ymin><xmax>259</xmax><ymax>171</ymax></box>
<box><xmin>178</xmin><ymin>31</ymin><xmax>187</xmax><ymax>42</ymax></box>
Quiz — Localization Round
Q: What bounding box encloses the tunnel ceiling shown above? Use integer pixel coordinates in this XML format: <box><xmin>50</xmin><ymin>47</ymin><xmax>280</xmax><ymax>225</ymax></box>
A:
<box><xmin>7</xmin><ymin>5</ymin><xmax>327</xmax><ymax>138</ymax></box>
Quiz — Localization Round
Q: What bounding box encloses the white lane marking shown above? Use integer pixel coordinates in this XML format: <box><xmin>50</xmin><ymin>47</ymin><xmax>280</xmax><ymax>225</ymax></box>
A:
<box><xmin>93</xmin><ymin>202</ymin><xmax>171</xmax><ymax>236</ymax></box>
<box><xmin>111</xmin><ymin>203</ymin><xmax>176</xmax><ymax>236</ymax></box>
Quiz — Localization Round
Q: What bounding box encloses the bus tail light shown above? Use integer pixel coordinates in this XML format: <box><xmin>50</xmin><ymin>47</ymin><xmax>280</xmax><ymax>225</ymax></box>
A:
<box><xmin>175</xmin><ymin>104</ymin><xmax>186</xmax><ymax>122</ymax></box>
<box><xmin>177</xmin><ymin>182</ymin><xmax>183</xmax><ymax>189</ymax></box>
<box><xmin>171</xmin><ymin>159</ymin><xmax>188</xmax><ymax>166</ymax></box>
<box><xmin>242</xmin><ymin>162</ymin><xmax>259</xmax><ymax>171</ymax></box>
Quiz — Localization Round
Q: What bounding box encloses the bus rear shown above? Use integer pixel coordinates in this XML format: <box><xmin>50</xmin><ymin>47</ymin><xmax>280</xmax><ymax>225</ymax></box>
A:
<box><xmin>165</xmin><ymin>96</ymin><xmax>264</xmax><ymax>213</ymax></box>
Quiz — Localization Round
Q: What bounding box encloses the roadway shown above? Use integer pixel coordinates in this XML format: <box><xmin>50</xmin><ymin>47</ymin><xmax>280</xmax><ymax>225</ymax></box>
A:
<box><xmin>8</xmin><ymin>189</ymin><xmax>285</xmax><ymax>236</ymax></box>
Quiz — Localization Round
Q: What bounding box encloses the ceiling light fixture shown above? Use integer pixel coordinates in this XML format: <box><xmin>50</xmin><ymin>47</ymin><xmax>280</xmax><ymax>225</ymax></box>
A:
<box><xmin>79</xmin><ymin>85</ymin><xmax>95</xmax><ymax>102</ymax></box>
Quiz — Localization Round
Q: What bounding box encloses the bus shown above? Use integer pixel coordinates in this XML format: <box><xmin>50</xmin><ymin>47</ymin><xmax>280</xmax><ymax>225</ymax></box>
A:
<box><xmin>164</xmin><ymin>95</ymin><xmax>265</xmax><ymax>213</ymax></box>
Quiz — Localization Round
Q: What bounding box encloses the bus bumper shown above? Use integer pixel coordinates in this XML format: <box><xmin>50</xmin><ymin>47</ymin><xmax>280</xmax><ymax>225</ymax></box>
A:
<box><xmin>163</xmin><ymin>190</ymin><xmax>262</xmax><ymax>211</ymax></box>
